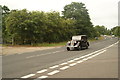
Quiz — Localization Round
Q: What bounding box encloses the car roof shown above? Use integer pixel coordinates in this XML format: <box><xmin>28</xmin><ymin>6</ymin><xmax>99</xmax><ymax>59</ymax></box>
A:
<box><xmin>72</xmin><ymin>35</ymin><xmax>87</xmax><ymax>40</ymax></box>
<box><xmin>73</xmin><ymin>35</ymin><xmax>87</xmax><ymax>37</ymax></box>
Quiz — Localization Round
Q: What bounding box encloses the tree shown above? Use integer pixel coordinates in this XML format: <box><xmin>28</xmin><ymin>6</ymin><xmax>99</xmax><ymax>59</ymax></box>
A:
<box><xmin>5</xmin><ymin>9</ymin><xmax>30</xmax><ymax>45</ymax></box>
<box><xmin>1</xmin><ymin>5</ymin><xmax>11</xmax><ymax>44</ymax></box>
<box><xmin>30</xmin><ymin>11</ymin><xmax>48</xmax><ymax>43</ymax></box>
<box><xmin>0</xmin><ymin>6</ymin><xmax>2</xmax><ymax>43</ymax></box>
<box><xmin>1</xmin><ymin>5</ymin><xmax>10</xmax><ymax>15</ymax></box>
<box><xmin>111</xmin><ymin>26</ymin><xmax>120</xmax><ymax>37</ymax></box>
<box><xmin>94</xmin><ymin>25</ymin><xmax>108</xmax><ymax>35</ymax></box>
<box><xmin>4</xmin><ymin>9</ymin><xmax>76</xmax><ymax>45</ymax></box>
<box><xmin>3</xmin><ymin>2</ymin><xmax>98</xmax><ymax>45</ymax></box>
<box><xmin>62</xmin><ymin>2</ymin><xmax>93</xmax><ymax>37</ymax></box>
<box><xmin>43</xmin><ymin>11</ymin><xmax>75</xmax><ymax>43</ymax></box>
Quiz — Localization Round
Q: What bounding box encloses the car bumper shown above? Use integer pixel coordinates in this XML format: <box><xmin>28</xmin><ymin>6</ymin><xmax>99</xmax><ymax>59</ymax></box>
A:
<box><xmin>66</xmin><ymin>45</ymin><xmax>78</xmax><ymax>48</ymax></box>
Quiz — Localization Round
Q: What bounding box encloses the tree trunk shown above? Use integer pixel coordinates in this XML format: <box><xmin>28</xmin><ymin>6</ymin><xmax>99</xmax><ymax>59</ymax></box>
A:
<box><xmin>12</xmin><ymin>37</ymin><xmax>14</xmax><ymax>45</ymax></box>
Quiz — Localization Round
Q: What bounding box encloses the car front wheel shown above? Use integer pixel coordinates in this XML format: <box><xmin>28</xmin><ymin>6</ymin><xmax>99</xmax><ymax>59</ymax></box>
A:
<box><xmin>86</xmin><ymin>45</ymin><xmax>88</xmax><ymax>49</ymax></box>
<box><xmin>67</xmin><ymin>47</ymin><xmax>70</xmax><ymax>51</ymax></box>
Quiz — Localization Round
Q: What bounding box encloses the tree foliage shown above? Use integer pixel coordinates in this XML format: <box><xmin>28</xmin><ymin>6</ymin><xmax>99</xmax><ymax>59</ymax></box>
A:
<box><xmin>3</xmin><ymin>9</ymin><xmax>75</xmax><ymax>45</ymax></box>
<box><xmin>94</xmin><ymin>25</ymin><xmax>110</xmax><ymax>35</ymax></box>
<box><xmin>62</xmin><ymin>2</ymin><xmax>93</xmax><ymax>37</ymax></box>
<box><xmin>111</xmin><ymin>26</ymin><xmax>120</xmax><ymax>37</ymax></box>
<box><xmin>1</xmin><ymin>5</ymin><xmax>10</xmax><ymax>44</ymax></box>
<box><xmin>2</xmin><ymin>2</ymin><xmax>111</xmax><ymax>45</ymax></box>
<box><xmin>2</xmin><ymin>5</ymin><xmax>10</xmax><ymax>15</ymax></box>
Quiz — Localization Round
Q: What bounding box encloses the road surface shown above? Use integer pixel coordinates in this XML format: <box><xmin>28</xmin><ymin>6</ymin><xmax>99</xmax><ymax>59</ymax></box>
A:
<box><xmin>2</xmin><ymin>37</ymin><xmax>119</xmax><ymax>80</ymax></box>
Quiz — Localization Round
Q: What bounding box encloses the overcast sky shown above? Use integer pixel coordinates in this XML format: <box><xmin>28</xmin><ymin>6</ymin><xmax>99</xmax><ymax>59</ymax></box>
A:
<box><xmin>0</xmin><ymin>0</ymin><xmax>119</xmax><ymax>29</ymax></box>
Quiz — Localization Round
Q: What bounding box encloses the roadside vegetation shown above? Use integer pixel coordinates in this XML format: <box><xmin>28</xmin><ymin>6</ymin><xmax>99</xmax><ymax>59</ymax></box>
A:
<box><xmin>111</xmin><ymin>26</ymin><xmax>120</xmax><ymax>37</ymax></box>
<box><xmin>1</xmin><ymin>2</ymin><xmax>119</xmax><ymax>47</ymax></box>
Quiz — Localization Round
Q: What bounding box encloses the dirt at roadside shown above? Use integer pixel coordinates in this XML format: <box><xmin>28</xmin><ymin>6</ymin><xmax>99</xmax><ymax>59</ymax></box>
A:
<box><xmin>1</xmin><ymin>36</ymin><xmax>106</xmax><ymax>56</ymax></box>
<box><xmin>2</xmin><ymin>46</ymin><xmax>62</xmax><ymax>55</ymax></box>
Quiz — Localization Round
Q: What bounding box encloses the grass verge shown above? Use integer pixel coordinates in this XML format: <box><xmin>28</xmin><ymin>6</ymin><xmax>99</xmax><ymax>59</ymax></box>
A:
<box><xmin>35</xmin><ymin>42</ymin><xmax>67</xmax><ymax>47</ymax></box>
<box><xmin>2</xmin><ymin>36</ymin><xmax>104</xmax><ymax>47</ymax></box>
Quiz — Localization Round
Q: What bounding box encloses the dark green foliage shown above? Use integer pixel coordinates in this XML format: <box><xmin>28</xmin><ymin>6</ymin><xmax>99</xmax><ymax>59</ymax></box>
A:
<box><xmin>111</xmin><ymin>26</ymin><xmax>120</xmax><ymax>37</ymax></box>
<box><xmin>2</xmin><ymin>2</ymin><xmax>110</xmax><ymax>45</ymax></box>
<box><xmin>94</xmin><ymin>25</ymin><xmax>111</xmax><ymax>36</ymax></box>
<box><xmin>3</xmin><ymin>9</ymin><xmax>75</xmax><ymax>45</ymax></box>
<box><xmin>62</xmin><ymin>2</ymin><xmax>94</xmax><ymax>38</ymax></box>
<box><xmin>1</xmin><ymin>5</ymin><xmax>10</xmax><ymax>15</ymax></box>
<box><xmin>1</xmin><ymin>5</ymin><xmax>11</xmax><ymax>44</ymax></box>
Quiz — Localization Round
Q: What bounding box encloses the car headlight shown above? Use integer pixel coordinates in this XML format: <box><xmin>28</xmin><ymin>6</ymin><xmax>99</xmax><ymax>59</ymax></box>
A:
<box><xmin>67</xmin><ymin>41</ymin><xmax>71</xmax><ymax>45</ymax></box>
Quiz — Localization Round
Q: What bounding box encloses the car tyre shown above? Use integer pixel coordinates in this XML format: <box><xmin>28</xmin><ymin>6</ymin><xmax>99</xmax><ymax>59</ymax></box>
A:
<box><xmin>67</xmin><ymin>47</ymin><xmax>70</xmax><ymax>51</ymax></box>
<box><xmin>87</xmin><ymin>42</ymin><xmax>89</xmax><ymax>46</ymax></box>
<box><xmin>86</xmin><ymin>45</ymin><xmax>88</xmax><ymax>49</ymax></box>
<box><xmin>80</xmin><ymin>46</ymin><xmax>83</xmax><ymax>50</ymax></box>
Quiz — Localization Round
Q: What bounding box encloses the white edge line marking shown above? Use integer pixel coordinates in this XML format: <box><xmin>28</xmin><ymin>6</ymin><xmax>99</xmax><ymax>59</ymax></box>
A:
<box><xmin>69</xmin><ymin>63</ymin><xmax>77</xmax><ymax>66</ymax></box>
<box><xmin>72</xmin><ymin>50</ymin><xmax>106</xmax><ymax>66</ymax></box>
<box><xmin>49</xmin><ymin>65</ymin><xmax>59</xmax><ymax>69</ymax></box>
<box><xmin>90</xmin><ymin>50</ymin><xmax>106</xmax><ymax>58</ymax></box>
<box><xmin>68</xmin><ymin>60</ymin><xmax>75</xmax><ymax>63</ymax></box>
<box><xmin>37</xmin><ymin>42</ymin><xmax>117</xmax><ymax>78</ymax></box>
<box><xmin>37</xmin><ymin>69</ymin><xmax>47</xmax><ymax>73</ymax></box>
<box><xmin>60</xmin><ymin>66</ymin><xmax>70</xmax><ymax>70</ymax></box>
<box><xmin>73</xmin><ymin>58</ymin><xmax>80</xmax><ymax>61</ymax></box>
<box><xmin>81</xmin><ymin>50</ymin><xmax>107</xmax><ymax>62</ymax></box>
<box><xmin>38</xmin><ymin>75</ymin><xmax>48</xmax><ymax>79</ymax></box>
<box><xmin>48</xmin><ymin>70</ymin><xmax>60</xmax><ymax>75</ymax></box>
<box><xmin>59</xmin><ymin>62</ymin><xmax>68</xmax><ymax>65</ymax></box>
<box><xmin>24</xmin><ymin>42</ymin><xmax>116</xmax><ymax>78</ymax></box>
<box><xmin>26</xmin><ymin>41</ymin><xmax>118</xmax><ymax>59</ymax></box>
<box><xmin>79</xmin><ymin>45</ymin><xmax>109</xmax><ymax>59</ymax></box>
<box><xmin>79</xmin><ymin>50</ymin><xmax>100</xmax><ymax>59</ymax></box>
<box><xmin>77</xmin><ymin>60</ymin><xmax>83</xmax><ymax>63</ymax></box>
<box><xmin>82</xmin><ymin>58</ymin><xmax>89</xmax><ymax>61</ymax></box>
<box><xmin>21</xmin><ymin>74</ymin><xmax>35</xmax><ymax>78</ymax></box>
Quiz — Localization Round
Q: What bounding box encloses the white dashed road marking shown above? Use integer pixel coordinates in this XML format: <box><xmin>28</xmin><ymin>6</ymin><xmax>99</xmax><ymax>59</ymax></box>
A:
<box><xmin>38</xmin><ymin>75</ymin><xmax>48</xmax><ymax>79</ymax></box>
<box><xmin>60</xmin><ymin>66</ymin><xmax>70</xmax><ymax>70</ymax></box>
<box><xmin>49</xmin><ymin>65</ymin><xmax>59</xmax><ymax>69</ymax></box>
<box><xmin>82</xmin><ymin>58</ymin><xmax>89</xmax><ymax>61</ymax></box>
<box><xmin>37</xmin><ymin>69</ymin><xmax>47</xmax><ymax>73</ymax></box>
<box><xmin>48</xmin><ymin>70</ymin><xmax>60</xmax><ymax>75</ymax></box>
<box><xmin>21</xmin><ymin>41</ymin><xmax>118</xmax><ymax>79</ymax></box>
<box><xmin>69</xmin><ymin>63</ymin><xmax>77</xmax><ymax>66</ymax></box>
<box><xmin>21</xmin><ymin>74</ymin><xmax>35</xmax><ymax>78</ymax></box>
<box><xmin>59</xmin><ymin>62</ymin><xmax>68</xmax><ymax>65</ymax></box>
<box><xmin>77</xmin><ymin>60</ymin><xmax>83</xmax><ymax>63</ymax></box>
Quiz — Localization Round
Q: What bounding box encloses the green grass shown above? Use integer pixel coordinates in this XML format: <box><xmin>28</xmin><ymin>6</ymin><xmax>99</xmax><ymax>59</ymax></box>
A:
<box><xmin>35</xmin><ymin>42</ymin><xmax>67</xmax><ymax>47</ymax></box>
<box><xmin>2</xmin><ymin>36</ymin><xmax>104</xmax><ymax>47</ymax></box>
<box><xmin>35</xmin><ymin>36</ymin><xmax>104</xmax><ymax>47</ymax></box>
<box><xmin>88</xmin><ymin>36</ymin><xmax>104</xmax><ymax>42</ymax></box>
<box><xmin>2</xmin><ymin>42</ymin><xmax>67</xmax><ymax>47</ymax></box>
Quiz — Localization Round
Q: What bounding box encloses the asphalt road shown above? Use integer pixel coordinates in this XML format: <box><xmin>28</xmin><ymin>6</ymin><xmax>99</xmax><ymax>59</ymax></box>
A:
<box><xmin>2</xmin><ymin>37</ymin><xmax>119</xmax><ymax>79</ymax></box>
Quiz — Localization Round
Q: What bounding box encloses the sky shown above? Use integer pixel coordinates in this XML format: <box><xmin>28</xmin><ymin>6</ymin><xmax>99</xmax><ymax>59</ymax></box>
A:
<box><xmin>0</xmin><ymin>0</ymin><xmax>119</xmax><ymax>29</ymax></box>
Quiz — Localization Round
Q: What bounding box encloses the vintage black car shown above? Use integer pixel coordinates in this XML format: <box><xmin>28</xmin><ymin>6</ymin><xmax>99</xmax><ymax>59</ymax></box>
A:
<box><xmin>66</xmin><ymin>35</ymin><xmax>89</xmax><ymax>51</ymax></box>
